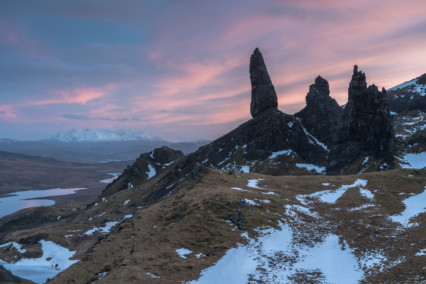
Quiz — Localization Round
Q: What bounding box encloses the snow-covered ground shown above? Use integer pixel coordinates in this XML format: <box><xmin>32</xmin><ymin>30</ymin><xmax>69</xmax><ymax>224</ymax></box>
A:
<box><xmin>191</xmin><ymin>179</ymin><xmax>425</xmax><ymax>284</ymax></box>
<box><xmin>390</xmin><ymin>186</ymin><xmax>426</xmax><ymax>226</ymax></box>
<box><xmin>0</xmin><ymin>240</ymin><xmax>78</xmax><ymax>284</ymax></box>
<box><xmin>191</xmin><ymin>222</ymin><xmax>364</xmax><ymax>284</ymax></box>
<box><xmin>400</xmin><ymin>152</ymin><xmax>426</xmax><ymax>169</ymax></box>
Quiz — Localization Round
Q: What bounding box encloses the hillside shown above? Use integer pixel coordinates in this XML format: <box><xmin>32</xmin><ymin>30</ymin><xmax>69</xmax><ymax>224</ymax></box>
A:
<box><xmin>0</xmin><ymin>167</ymin><xmax>424</xmax><ymax>283</ymax></box>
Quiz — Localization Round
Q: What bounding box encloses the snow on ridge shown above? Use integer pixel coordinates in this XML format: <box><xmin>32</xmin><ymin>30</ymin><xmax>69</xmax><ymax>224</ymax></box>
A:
<box><xmin>50</xmin><ymin>128</ymin><xmax>158</xmax><ymax>143</ymax></box>
<box><xmin>388</xmin><ymin>78</ymin><xmax>417</xmax><ymax>91</ymax></box>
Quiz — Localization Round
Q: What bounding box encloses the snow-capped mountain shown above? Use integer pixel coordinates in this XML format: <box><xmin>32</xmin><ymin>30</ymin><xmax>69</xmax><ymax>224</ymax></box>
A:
<box><xmin>388</xmin><ymin>73</ymin><xmax>426</xmax><ymax>95</ymax></box>
<box><xmin>49</xmin><ymin>129</ymin><xmax>160</xmax><ymax>143</ymax></box>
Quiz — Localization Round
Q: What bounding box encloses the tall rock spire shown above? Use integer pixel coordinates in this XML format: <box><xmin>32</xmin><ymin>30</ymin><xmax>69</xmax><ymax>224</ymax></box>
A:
<box><xmin>249</xmin><ymin>48</ymin><xmax>278</xmax><ymax>118</ymax></box>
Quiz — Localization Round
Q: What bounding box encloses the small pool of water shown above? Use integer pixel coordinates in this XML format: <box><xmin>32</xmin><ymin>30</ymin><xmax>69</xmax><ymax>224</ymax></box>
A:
<box><xmin>0</xmin><ymin>188</ymin><xmax>85</xmax><ymax>219</ymax></box>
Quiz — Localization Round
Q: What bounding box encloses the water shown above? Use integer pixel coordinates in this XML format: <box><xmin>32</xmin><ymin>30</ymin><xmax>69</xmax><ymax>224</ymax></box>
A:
<box><xmin>0</xmin><ymin>188</ymin><xmax>85</xmax><ymax>219</ymax></box>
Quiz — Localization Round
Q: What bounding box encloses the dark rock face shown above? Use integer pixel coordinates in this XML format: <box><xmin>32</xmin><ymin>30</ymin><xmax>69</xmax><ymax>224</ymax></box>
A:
<box><xmin>188</xmin><ymin>108</ymin><xmax>328</xmax><ymax>171</ymax></box>
<box><xmin>250</xmin><ymin>48</ymin><xmax>278</xmax><ymax>118</ymax></box>
<box><xmin>295</xmin><ymin>76</ymin><xmax>342</xmax><ymax>146</ymax></box>
<box><xmin>328</xmin><ymin>65</ymin><xmax>394</xmax><ymax>173</ymax></box>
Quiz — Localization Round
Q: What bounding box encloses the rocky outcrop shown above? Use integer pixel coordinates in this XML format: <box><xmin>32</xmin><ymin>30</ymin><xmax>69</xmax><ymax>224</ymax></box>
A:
<box><xmin>187</xmin><ymin>108</ymin><xmax>328</xmax><ymax>173</ymax></box>
<box><xmin>101</xmin><ymin>146</ymin><xmax>184</xmax><ymax>197</ymax></box>
<box><xmin>295</xmin><ymin>76</ymin><xmax>342</xmax><ymax>146</ymax></box>
<box><xmin>250</xmin><ymin>48</ymin><xmax>278</xmax><ymax>118</ymax></box>
<box><xmin>328</xmin><ymin>65</ymin><xmax>394</xmax><ymax>173</ymax></box>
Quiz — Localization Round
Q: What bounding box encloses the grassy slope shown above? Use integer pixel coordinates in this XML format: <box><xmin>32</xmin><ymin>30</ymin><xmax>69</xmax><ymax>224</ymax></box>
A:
<box><xmin>37</xmin><ymin>168</ymin><xmax>424</xmax><ymax>283</ymax></box>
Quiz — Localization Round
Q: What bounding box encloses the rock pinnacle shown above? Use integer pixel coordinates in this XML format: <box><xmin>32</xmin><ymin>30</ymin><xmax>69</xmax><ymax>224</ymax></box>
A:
<box><xmin>249</xmin><ymin>48</ymin><xmax>278</xmax><ymax>118</ymax></box>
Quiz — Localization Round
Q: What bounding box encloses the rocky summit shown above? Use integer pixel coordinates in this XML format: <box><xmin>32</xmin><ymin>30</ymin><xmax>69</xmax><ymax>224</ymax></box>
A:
<box><xmin>249</xmin><ymin>48</ymin><xmax>278</xmax><ymax>118</ymax></box>
<box><xmin>328</xmin><ymin>65</ymin><xmax>394</xmax><ymax>174</ymax></box>
<box><xmin>295</xmin><ymin>76</ymin><xmax>342</xmax><ymax>147</ymax></box>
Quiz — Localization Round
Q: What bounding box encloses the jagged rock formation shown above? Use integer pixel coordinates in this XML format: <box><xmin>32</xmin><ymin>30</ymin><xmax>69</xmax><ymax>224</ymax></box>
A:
<box><xmin>328</xmin><ymin>65</ymin><xmax>394</xmax><ymax>173</ymax></box>
<box><xmin>250</xmin><ymin>48</ymin><xmax>278</xmax><ymax>117</ymax></box>
<box><xmin>295</xmin><ymin>76</ymin><xmax>342</xmax><ymax>146</ymax></box>
<box><xmin>186</xmin><ymin>109</ymin><xmax>328</xmax><ymax>174</ymax></box>
<box><xmin>102</xmin><ymin>146</ymin><xmax>183</xmax><ymax>197</ymax></box>
<box><xmin>386</xmin><ymin>73</ymin><xmax>426</xmax><ymax>113</ymax></box>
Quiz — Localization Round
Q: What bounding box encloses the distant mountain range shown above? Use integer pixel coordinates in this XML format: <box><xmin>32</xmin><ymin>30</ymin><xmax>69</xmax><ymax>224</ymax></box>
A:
<box><xmin>49</xmin><ymin>129</ymin><xmax>160</xmax><ymax>143</ymax></box>
<box><xmin>0</xmin><ymin>130</ymin><xmax>209</xmax><ymax>162</ymax></box>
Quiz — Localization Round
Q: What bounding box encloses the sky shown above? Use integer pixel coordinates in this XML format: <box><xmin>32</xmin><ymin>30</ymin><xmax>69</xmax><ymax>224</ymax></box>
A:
<box><xmin>1</xmin><ymin>0</ymin><xmax>425</xmax><ymax>141</ymax></box>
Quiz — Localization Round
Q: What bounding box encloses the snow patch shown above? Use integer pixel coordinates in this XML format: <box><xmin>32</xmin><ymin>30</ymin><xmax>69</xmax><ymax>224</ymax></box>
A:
<box><xmin>122</xmin><ymin>199</ymin><xmax>130</xmax><ymax>206</ymax></box>
<box><xmin>302</xmin><ymin>179</ymin><xmax>368</xmax><ymax>204</ymax></box>
<box><xmin>147</xmin><ymin>164</ymin><xmax>156</xmax><ymax>179</ymax></box>
<box><xmin>244</xmin><ymin>199</ymin><xmax>259</xmax><ymax>206</ymax></box>
<box><xmin>84</xmin><ymin>221</ymin><xmax>119</xmax><ymax>235</ymax></box>
<box><xmin>390</xmin><ymin>187</ymin><xmax>426</xmax><ymax>226</ymax></box>
<box><xmin>0</xmin><ymin>240</ymin><xmax>78</xmax><ymax>284</ymax></box>
<box><xmin>301</xmin><ymin>125</ymin><xmax>329</xmax><ymax>151</ymax></box>
<box><xmin>146</xmin><ymin>272</ymin><xmax>160</xmax><ymax>279</ymax></box>
<box><xmin>240</xmin><ymin>165</ymin><xmax>250</xmax><ymax>173</ymax></box>
<box><xmin>176</xmin><ymin>248</ymin><xmax>192</xmax><ymax>258</ymax></box>
<box><xmin>269</xmin><ymin>149</ymin><xmax>292</xmax><ymax>160</ymax></box>
<box><xmin>231</xmin><ymin>187</ymin><xmax>249</xmax><ymax>192</ymax></box>
<box><xmin>359</xmin><ymin>188</ymin><xmax>375</xmax><ymax>200</ymax></box>
<box><xmin>400</xmin><ymin>152</ymin><xmax>426</xmax><ymax>169</ymax></box>
<box><xmin>415</xmin><ymin>248</ymin><xmax>426</xmax><ymax>256</ymax></box>
<box><xmin>296</xmin><ymin>163</ymin><xmax>325</xmax><ymax>174</ymax></box>
<box><xmin>247</xmin><ymin>179</ymin><xmax>264</xmax><ymax>189</ymax></box>
<box><xmin>0</xmin><ymin>242</ymin><xmax>26</xmax><ymax>253</ymax></box>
